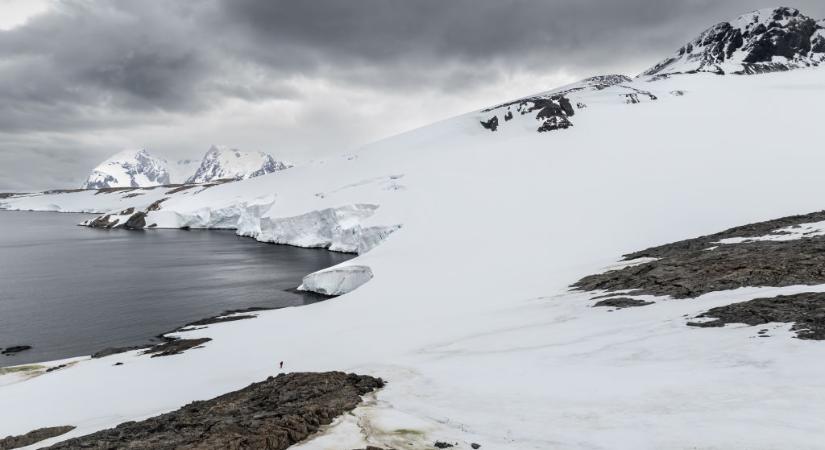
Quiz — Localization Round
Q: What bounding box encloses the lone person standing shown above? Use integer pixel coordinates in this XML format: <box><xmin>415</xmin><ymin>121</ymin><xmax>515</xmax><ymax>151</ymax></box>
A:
<box><xmin>279</xmin><ymin>361</ymin><xmax>284</xmax><ymax>370</ymax></box>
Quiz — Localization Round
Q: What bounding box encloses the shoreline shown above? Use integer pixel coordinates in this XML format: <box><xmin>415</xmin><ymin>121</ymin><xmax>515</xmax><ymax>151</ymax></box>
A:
<box><xmin>0</xmin><ymin>288</ymin><xmax>337</xmax><ymax>372</ymax></box>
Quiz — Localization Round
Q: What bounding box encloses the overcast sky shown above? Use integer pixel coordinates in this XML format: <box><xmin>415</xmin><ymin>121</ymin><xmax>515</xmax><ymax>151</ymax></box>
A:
<box><xmin>1</xmin><ymin>0</ymin><xmax>824</xmax><ymax>190</ymax></box>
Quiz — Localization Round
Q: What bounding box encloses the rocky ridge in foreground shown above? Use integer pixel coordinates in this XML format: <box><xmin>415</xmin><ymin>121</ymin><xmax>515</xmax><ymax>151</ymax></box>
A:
<box><xmin>45</xmin><ymin>372</ymin><xmax>383</xmax><ymax>450</ymax></box>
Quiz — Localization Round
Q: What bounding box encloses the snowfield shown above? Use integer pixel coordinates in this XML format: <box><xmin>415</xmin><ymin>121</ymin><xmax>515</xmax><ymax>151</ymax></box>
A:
<box><xmin>2</xmin><ymin>65</ymin><xmax>825</xmax><ymax>449</ymax></box>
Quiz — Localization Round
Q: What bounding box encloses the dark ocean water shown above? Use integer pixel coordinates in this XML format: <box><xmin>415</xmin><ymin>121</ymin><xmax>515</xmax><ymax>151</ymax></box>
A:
<box><xmin>0</xmin><ymin>211</ymin><xmax>351</xmax><ymax>367</ymax></box>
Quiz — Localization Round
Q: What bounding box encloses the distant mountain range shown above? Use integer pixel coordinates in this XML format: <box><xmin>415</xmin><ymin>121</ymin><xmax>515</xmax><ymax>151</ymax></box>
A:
<box><xmin>81</xmin><ymin>146</ymin><xmax>292</xmax><ymax>189</ymax></box>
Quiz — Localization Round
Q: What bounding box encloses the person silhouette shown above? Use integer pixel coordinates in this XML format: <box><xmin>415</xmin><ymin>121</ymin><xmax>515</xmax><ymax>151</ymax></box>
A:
<box><xmin>279</xmin><ymin>361</ymin><xmax>284</xmax><ymax>369</ymax></box>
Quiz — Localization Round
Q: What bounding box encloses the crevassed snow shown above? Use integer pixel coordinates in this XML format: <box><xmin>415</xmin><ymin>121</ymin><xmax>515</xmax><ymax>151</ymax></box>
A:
<box><xmin>257</xmin><ymin>204</ymin><xmax>401</xmax><ymax>254</ymax></box>
<box><xmin>3</xmin><ymin>66</ymin><xmax>825</xmax><ymax>449</ymax></box>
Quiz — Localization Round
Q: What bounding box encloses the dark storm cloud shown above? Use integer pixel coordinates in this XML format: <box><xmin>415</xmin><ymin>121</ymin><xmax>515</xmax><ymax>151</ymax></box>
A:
<box><xmin>2</xmin><ymin>0</ymin><xmax>825</xmax><ymax>190</ymax></box>
<box><xmin>3</xmin><ymin>0</ymin><xmax>825</xmax><ymax>131</ymax></box>
<box><xmin>214</xmin><ymin>0</ymin><xmax>825</xmax><ymax>77</ymax></box>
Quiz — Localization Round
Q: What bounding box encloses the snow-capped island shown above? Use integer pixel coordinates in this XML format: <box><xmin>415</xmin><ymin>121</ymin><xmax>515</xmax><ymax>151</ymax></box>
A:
<box><xmin>80</xmin><ymin>146</ymin><xmax>292</xmax><ymax>189</ymax></box>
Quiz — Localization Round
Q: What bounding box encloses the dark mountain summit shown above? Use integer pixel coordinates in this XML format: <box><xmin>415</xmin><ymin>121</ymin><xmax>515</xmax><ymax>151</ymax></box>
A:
<box><xmin>644</xmin><ymin>7</ymin><xmax>825</xmax><ymax>76</ymax></box>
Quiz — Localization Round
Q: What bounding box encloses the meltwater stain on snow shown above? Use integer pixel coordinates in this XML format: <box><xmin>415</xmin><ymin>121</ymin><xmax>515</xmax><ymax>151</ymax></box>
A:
<box><xmin>0</xmin><ymin>211</ymin><xmax>353</xmax><ymax>367</ymax></box>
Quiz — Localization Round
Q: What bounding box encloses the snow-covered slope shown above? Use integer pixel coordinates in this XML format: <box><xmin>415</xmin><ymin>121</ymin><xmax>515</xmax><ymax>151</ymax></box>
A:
<box><xmin>3</xmin><ymin>10</ymin><xmax>825</xmax><ymax>450</ymax></box>
<box><xmin>185</xmin><ymin>146</ymin><xmax>292</xmax><ymax>184</ymax></box>
<box><xmin>643</xmin><ymin>7</ymin><xmax>825</xmax><ymax>76</ymax></box>
<box><xmin>167</xmin><ymin>158</ymin><xmax>200</xmax><ymax>184</ymax></box>
<box><xmin>81</xmin><ymin>149</ymin><xmax>171</xmax><ymax>189</ymax></box>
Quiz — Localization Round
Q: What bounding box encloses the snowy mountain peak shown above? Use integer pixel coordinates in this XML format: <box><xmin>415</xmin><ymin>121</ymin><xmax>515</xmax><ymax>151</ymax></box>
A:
<box><xmin>643</xmin><ymin>7</ymin><xmax>825</xmax><ymax>77</ymax></box>
<box><xmin>185</xmin><ymin>145</ymin><xmax>292</xmax><ymax>184</ymax></box>
<box><xmin>82</xmin><ymin>149</ymin><xmax>170</xmax><ymax>189</ymax></box>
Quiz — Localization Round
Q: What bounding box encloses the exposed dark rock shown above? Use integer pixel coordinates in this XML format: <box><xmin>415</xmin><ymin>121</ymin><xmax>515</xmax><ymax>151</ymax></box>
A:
<box><xmin>147</xmin><ymin>197</ymin><xmax>168</xmax><ymax>211</ymax></box>
<box><xmin>504</xmin><ymin>110</ymin><xmax>513</xmax><ymax>121</ymax></box>
<box><xmin>184</xmin><ymin>308</ymin><xmax>269</xmax><ymax>327</ymax></box>
<box><xmin>93</xmin><ymin>337</ymin><xmax>208</xmax><ymax>360</ymax></box>
<box><xmin>44</xmin><ymin>372</ymin><xmax>384</xmax><ymax>450</ymax></box>
<box><xmin>483</xmin><ymin>92</ymin><xmax>579</xmax><ymax>133</ymax></box>
<box><xmin>480</xmin><ymin>116</ymin><xmax>499</xmax><ymax>131</ymax></box>
<box><xmin>86</xmin><ymin>214</ymin><xmax>118</xmax><ymax>229</ymax></box>
<box><xmin>573</xmin><ymin>210</ymin><xmax>825</xmax><ymax>299</ymax></box>
<box><xmin>120</xmin><ymin>207</ymin><xmax>135</xmax><ymax>215</ymax></box>
<box><xmin>123</xmin><ymin>211</ymin><xmax>147</xmax><ymax>230</ymax></box>
<box><xmin>471</xmin><ymin>444</ymin><xmax>482</xmax><ymax>449</ymax></box>
<box><xmin>643</xmin><ymin>7</ymin><xmax>825</xmax><ymax>76</ymax></box>
<box><xmin>85</xmin><ymin>211</ymin><xmax>146</xmax><ymax>230</ymax></box>
<box><xmin>94</xmin><ymin>187</ymin><xmax>136</xmax><ymax>195</ymax></box>
<box><xmin>626</xmin><ymin>210</ymin><xmax>825</xmax><ymax>260</ymax></box>
<box><xmin>42</xmin><ymin>189</ymin><xmax>86</xmax><ymax>195</ymax></box>
<box><xmin>580</xmin><ymin>74</ymin><xmax>633</xmax><ymax>90</ymax></box>
<box><xmin>1</xmin><ymin>346</ymin><xmax>31</xmax><ymax>356</ymax></box>
<box><xmin>593</xmin><ymin>298</ymin><xmax>654</xmax><ymax>309</ymax></box>
<box><xmin>434</xmin><ymin>442</ymin><xmax>455</xmax><ymax>448</ymax></box>
<box><xmin>0</xmin><ymin>426</ymin><xmax>75</xmax><ymax>450</ymax></box>
<box><xmin>45</xmin><ymin>364</ymin><xmax>68</xmax><ymax>373</ymax></box>
<box><xmin>92</xmin><ymin>308</ymin><xmax>268</xmax><ymax>360</ymax></box>
<box><xmin>688</xmin><ymin>292</ymin><xmax>825</xmax><ymax>340</ymax></box>
<box><xmin>92</xmin><ymin>345</ymin><xmax>146</xmax><ymax>359</ymax></box>
<box><xmin>623</xmin><ymin>87</ymin><xmax>657</xmax><ymax>103</ymax></box>
<box><xmin>166</xmin><ymin>184</ymin><xmax>197</xmax><ymax>194</ymax></box>
<box><xmin>537</xmin><ymin>115</ymin><xmax>572</xmax><ymax>132</ymax></box>
<box><xmin>143</xmin><ymin>338</ymin><xmax>211</xmax><ymax>358</ymax></box>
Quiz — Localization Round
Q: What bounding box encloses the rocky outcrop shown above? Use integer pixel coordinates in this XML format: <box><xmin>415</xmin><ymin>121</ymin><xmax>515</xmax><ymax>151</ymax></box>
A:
<box><xmin>478</xmin><ymin>75</ymin><xmax>635</xmax><ymax>134</ymax></box>
<box><xmin>592</xmin><ymin>298</ymin><xmax>653</xmax><ymax>309</ymax></box>
<box><xmin>123</xmin><ymin>211</ymin><xmax>147</xmax><ymax>230</ymax></box>
<box><xmin>480</xmin><ymin>116</ymin><xmax>499</xmax><ymax>131</ymax></box>
<box><xmin>85</xmin><ymin>211</ymin><xmax>148</xmax><ymax>230</ymax></box>
<box><xmin>143</xmin><ymin>338</ymin><xmax>211</xmax><ymax>358</ymax></box>
<box><xmin>643</xmin><ymin>7</ymin><xmax>825</xmax><ymax>76</ymax></box>
<box><xmin>688</xmin><ymin>292</ymin><xmax>825</xmax><ymax>340</ymax></box>
<box><xmin>44</xmin><ymin>372</ymin><xmax>384</xmax><ymax>450</ymax></box>
<box><xmin>481</xmin><ymin>94</ymin><xmax>575</xmax><ymax>133</ymax></box>
<box><xmin>1</xmin><ymin>346</ymin><xmax>31</xmax><ymax>356</ymax></box>
<box><xmin>0</xmin><ymin>426</ymin><xmax>75</xmax><ymax>450</ymax></box>
<box><xmin>573</xmin><ymin>210</ymin><xmax>825</xmax><ymax>299</ymax></box>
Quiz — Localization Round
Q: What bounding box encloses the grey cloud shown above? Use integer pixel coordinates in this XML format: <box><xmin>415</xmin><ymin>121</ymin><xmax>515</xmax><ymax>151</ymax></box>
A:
<box><xmin>214</xmin><ymin>0</ymin><xmax>825</xmax><ymax>75</ymax></box>
<box><xmin>2</xmin><ymin>0</ymin><xmax>825</xmax><ymax>191</ymax></box>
